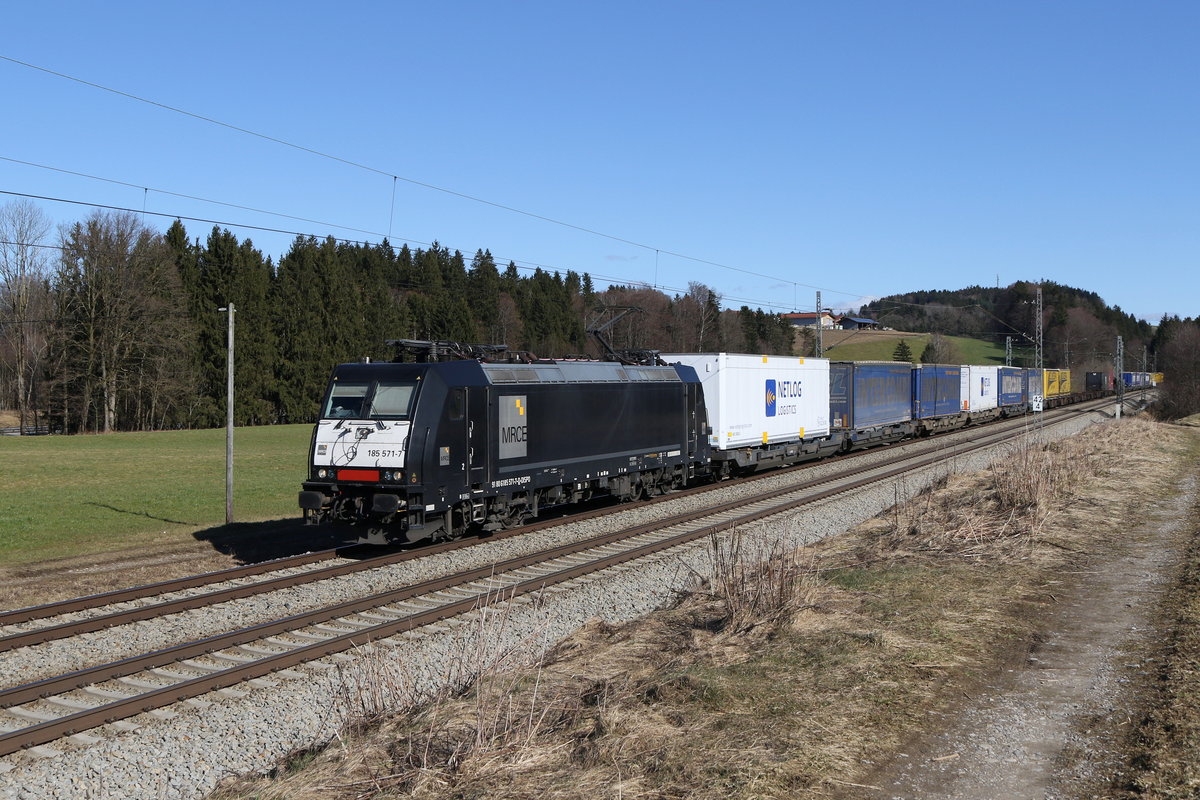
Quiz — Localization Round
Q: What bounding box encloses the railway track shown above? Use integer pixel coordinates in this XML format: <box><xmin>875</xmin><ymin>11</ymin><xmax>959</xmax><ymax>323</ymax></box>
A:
<box><xmin>0</xmin><ymin>395</ymin><xmax>1121</xmax><ymax>653</ymax></box>
<box><xmin>0</xmin><ymin>397</ymin><xmax>1120</xmax><ymax>757</ymax></box>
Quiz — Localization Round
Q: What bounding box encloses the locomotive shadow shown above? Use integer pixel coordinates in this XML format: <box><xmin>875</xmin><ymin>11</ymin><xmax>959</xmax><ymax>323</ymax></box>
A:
<box><xmin>190</xmin><ymin>518</ymin><xmax>367</xmax><ymax>564</ymax></box>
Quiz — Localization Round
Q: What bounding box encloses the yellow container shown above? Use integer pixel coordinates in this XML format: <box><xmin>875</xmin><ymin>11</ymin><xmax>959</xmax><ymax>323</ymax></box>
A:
<box><xmin>1044</xmin><ymin>369</ymin><xmax>1059</xmax><ymax>398</ymax></box>
<box><xmin>1058</xmin><ymin>369</ymin><xmax>1071</xmax><ymax>395</ymax></box>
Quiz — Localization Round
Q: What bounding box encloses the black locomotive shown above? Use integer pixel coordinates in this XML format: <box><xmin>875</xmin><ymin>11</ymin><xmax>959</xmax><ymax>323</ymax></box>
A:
<box><xmin>300</xmin><ymin>348</ymin><xmax>708</xmax><ymax>544</ymax></box>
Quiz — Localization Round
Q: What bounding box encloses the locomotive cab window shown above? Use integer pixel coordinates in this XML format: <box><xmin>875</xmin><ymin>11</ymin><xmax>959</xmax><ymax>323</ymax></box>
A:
<box><xmin>322</xmin><ymin>380</ymin><xmax>418</xmax><ymax>420</ymax></box>
<box><xmin>325</xmin><ymin>384</ymin><xmax>369</xmax><ymax>418</ymax></box>
<box><xmin>370</xmin><ymin>382</ymin><xmax>418</xmax><ymax>418</ymax></box>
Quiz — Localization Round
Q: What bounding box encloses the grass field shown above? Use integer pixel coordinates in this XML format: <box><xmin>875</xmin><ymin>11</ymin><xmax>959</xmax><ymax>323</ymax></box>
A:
<box><xmin>808</xmin><ymin>329</ymin><xmax>1008</xmax><ymax>364</ymax></box>
<box><xmin>0</xmin><ymin>424</ymin><xmax>313</xmax><ymax>564</ymax></box>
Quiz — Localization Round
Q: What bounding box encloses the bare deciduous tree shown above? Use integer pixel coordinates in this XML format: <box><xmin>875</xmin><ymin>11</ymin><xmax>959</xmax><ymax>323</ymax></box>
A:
<box><xmin>920</xmin><ymin>333</ymin><xmax>962</xmax><ymax>364</ymax></box>
<box><xmin>0</xmin><ymin>199</ymin><xmax>51</xmax><ymax>432</ymax></box>
<box><xmin>1158</xmin><ymin>322</ymin><xmax>1200</xmax><ymax>419</ymax></box>
<box><xmin>53</xmin><ymin>210</ymin><xmax>189</xmax><ymax>432</ymax></box>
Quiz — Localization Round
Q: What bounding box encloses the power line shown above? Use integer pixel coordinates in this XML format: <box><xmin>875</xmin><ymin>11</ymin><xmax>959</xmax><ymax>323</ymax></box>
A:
<box><xmin>0</xmin><ymin>156</ymin><xmax>385</xmax><ymax>238</ymax></box>
<box><xmin>0</xmin><ymin>54</ymin><xmax>862</xmax><ymax>299</ymax></box>
<box><xmin>0</xmin><ymin>189</ymin><xmax>802</xmax><ymax>311</ymax></box>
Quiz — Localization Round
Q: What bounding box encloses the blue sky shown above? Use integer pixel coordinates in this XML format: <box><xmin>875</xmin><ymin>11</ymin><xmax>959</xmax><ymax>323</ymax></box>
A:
<box><xmin>2</xmin><ymin>1</ymin><xmax>1196</xmax><ymax>322</ymax></box>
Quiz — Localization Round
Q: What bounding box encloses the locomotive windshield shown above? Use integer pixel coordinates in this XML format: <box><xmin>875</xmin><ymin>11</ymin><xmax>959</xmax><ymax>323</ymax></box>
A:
<box><xmin>323</xmin><ymin>379</ymin><xmax>418</xmax><ymax>420</ymax></box>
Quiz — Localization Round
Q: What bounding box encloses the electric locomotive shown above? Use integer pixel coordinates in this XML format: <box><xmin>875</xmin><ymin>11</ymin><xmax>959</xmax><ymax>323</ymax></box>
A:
<box><xmin>299</xmin><ymin>343</ymin><xmax>709</xmax><ymax>545</ymax></box>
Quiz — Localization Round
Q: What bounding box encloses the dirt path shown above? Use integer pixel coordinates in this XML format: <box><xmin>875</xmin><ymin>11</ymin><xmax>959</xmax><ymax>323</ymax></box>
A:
<box><xmin>862</xmin><ymin>476</ymin><xmax>1198</xmax><ymax>799</ymax></box>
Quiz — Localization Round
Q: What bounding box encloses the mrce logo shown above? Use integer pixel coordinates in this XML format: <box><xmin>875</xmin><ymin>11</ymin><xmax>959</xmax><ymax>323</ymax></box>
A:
<box><xmin>765</xmin><ymin>379</ymin><xmax>802</xmax><ymax>417</ymax></box>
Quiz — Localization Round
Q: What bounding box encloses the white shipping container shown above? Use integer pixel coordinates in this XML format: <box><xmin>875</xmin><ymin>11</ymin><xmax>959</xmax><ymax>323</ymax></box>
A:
<box><xmin>663</xmin><ymin>353</ymin><xmax>830</xmax><ymax>449</ymax></box>
<box><xmin>959</xmin><ymin>365</ymin><xmax>999</xmax><ymax>412</ymax></box>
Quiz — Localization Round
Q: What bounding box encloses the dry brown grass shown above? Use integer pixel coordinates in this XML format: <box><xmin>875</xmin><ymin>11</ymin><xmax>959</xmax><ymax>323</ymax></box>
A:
<box><xmin>873</xmin><ymin>420</ymin><xmax>1140</xmax><ymax>559</ymax></box>
<box><xmin>1117</xmin><ymin>522</ymin><xmax>1200</xmax><ymax>799</ymax></box>
<box><xmin>210</xmin><ymin>417</ymin><xmax>1192</xmax><ymax>800</ymax></box>
<box><xmin>1110</xmin><ymin>431</ymin><xmax>1200</xmax><ymax>799</ymax></box>
<box><xmin>688</xmin><ymin>531</ymin><xmax>821</xmax><ymax>634</ymax></box>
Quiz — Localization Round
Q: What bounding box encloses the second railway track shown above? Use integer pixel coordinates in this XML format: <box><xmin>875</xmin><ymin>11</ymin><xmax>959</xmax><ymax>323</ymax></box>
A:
<box><xmin>0</xmin><ymin>398</ymin><xmax>1119</xmax><ymax>758</ymax></box>
<box><xmin>0</xmin><ymin>397</ymin><xmax>1113</xmax><ymax>653</ymax></box>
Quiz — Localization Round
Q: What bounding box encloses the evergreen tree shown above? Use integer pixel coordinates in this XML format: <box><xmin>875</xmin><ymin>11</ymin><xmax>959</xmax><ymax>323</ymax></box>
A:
<box><xmin>273</xmin><ymin>236</ymin><xmax>341</xmax><ymax>423</ymax></box>
<box><xmin>739</xmin><ymin>306</ymin><xmax>758</xmax><ymax>351</ymax></box>
<box><xmin>892</xmin><ymin>339</ymin><xmax>913</xmax><ymax>362</ymax></box>
<box><xmin>468</xmin><ymin>249</ymin><xmax>501</xmax><ymax>342</ymax></box>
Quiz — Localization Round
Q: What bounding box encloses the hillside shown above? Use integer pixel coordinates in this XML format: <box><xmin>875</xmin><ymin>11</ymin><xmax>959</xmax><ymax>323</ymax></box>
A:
<box><xmin>854</xmin><ymin>281</ymin><xmax>1157</xmax><ymax>371</ymax></box>
<box><xmin>800</xmin><ymin>329</ymin><xmax>1006</xmax><ymax>364</ymax></box>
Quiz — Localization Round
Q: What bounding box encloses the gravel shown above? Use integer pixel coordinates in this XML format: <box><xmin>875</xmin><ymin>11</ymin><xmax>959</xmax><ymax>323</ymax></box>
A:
<box><xmin>0</xmin><ymin>407</ymin><xmax>1116</xmax><ymax>799</ymax></box>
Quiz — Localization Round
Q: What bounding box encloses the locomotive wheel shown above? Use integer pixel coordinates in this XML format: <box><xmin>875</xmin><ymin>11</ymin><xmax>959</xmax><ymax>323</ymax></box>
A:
<box><xmin>449</xmin><ymin>501</ymin><xmax>474</xmax><ymax>539</ymax></box>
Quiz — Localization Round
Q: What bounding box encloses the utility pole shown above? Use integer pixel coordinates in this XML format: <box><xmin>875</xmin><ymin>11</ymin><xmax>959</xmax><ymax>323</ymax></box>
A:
<box><xmin>1035</xmin><ymin>285</ymin><xmax>1043</xmax><ymax>369</ymax></box>
<box><xmin>219</xmin><ymin>303</ymin><xmax>235</xmax><ymax>524</ymax></box>
<box><xmin>1005</xmin><ymin>336</ymin><xmax>1012</xmax><ymax>367</ymax></box>
<box><xmin>815</xmin><ymin>291</ymin><xmax>823</xmax><ymax>358</ymax></box>
<box><xmin>1115</xmin><ymin>335</ymin><xmax>1124</xmax><ymax>419</ymax></box>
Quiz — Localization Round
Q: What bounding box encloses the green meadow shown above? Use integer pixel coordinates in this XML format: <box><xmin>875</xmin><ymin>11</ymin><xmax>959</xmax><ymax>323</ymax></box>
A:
<box><xmin>0</xmin><ymin>424</ymin><xmax>313</xmax><ymax>564</ymax></box>
<box><xmin>818</xmin><ymin>332</ymin><xmax>1007</xmax><ymax>364</ymax></box>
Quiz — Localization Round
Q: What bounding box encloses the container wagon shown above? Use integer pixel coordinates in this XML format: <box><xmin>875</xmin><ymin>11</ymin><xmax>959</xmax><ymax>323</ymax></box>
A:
<box><xmin>1035</xmin><ymin>368</ymin><xmax>1072</xmax><ymax>408</ymax></box>
<box><xmin>662</xmin><ymin>353</ymin><xmax>834</xmax><ymax>474</ymax></box>
<box><xmin>829</xmin><ymin>361</ymin><xmax>913</xmax><ymax>448</ymax></box>
<box><xmin>1085</xmin><ymin>371</ymin><xmax>1113</xmax><ymax>393</ymax></box>
<box><xmin>912</xmin><ymin>364</ymin><xmax>965</xmax><ymax>432</ymax></box>
<box><xmin>1043</xmin><ymin>369</ymin><xmax>1061</xmax><ymax>401</ymax></box>
<box><xmin>1025</xmin><ymin>369</ymin><xmax>1044</xmax><ymax>409</ymax></box>
<box><xmin>960</xmin><ymin>365</ymin><xmax>1000</xmax><ymax>422</ymax></box>
<box><xmin>998</xmin><ymin>366</ymin><xmax>1027</xmax><ymax>415</ymax></box>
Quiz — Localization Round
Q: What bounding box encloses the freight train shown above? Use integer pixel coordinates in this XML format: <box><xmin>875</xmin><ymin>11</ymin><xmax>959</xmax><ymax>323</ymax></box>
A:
<box><xmin>299</xmin><ymin>343</ymin><xmax>1149</xmax><ymax>545</ymax></box>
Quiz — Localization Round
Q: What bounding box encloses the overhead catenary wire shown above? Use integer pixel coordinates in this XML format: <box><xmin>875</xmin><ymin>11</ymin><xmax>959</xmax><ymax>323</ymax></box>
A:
<box><xmin>0</xmin><ymin>156</ymin><xmax>386</xmax><ymax>239</ymax></box>
<box><xmin>0</xmin><ymin>236</ymin><xmax>797</xmax><ymax>320</ymax></box>
<box><xmin>0</xmin><ymin>189</ymin><xmax>805</xmax><ymax>312</ymax></box>
<box><xmin>0</xmin><ymin>54</ymin><xmax>862</xmax><ymax>300</ymax></box>
<box><xmin>4</xmin><ymin>227</ymin><xmax>1128</xmax><ymax>356</ymax></box>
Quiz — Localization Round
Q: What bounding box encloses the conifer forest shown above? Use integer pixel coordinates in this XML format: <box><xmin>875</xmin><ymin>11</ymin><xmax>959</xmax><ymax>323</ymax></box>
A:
<box><xmin>0</xmin><ymin>201</ymin><xmax>792</xmax><ymax>433</ymax></box>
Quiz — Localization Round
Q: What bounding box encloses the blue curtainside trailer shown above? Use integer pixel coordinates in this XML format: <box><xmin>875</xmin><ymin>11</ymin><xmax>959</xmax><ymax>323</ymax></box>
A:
<box><xmin>829</xmin><ymin>361</ymin><xmax>912</xmax><ymax>447</ymax></box>
<box><xmin>998</xmin><ymin>366</ymin><xmax>1026</xmax><ymax>409</ymax></box>
<box><xmin>912</xmin><ymin>364</ymin><xmax>963</xmax><ymax>420</ymax></box>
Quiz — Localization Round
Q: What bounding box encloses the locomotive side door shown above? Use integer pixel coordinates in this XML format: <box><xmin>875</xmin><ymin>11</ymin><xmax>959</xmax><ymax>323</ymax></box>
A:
<box><xmin>466</xmin><ymin>387</ymin><xmax>488</xmax><ymax>488</ymax></box>
<box><xmin>687</xmin><ymin>382</ymin><xmax>702</xmax><ymax>458</ymax></box>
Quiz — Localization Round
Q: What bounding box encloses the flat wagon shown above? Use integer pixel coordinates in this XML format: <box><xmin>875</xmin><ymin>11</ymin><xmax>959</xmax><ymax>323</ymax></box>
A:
<box><xmin>662</xmin><ymin>353</ymin><xmax>835</xmax><ymax>473</ymax></box>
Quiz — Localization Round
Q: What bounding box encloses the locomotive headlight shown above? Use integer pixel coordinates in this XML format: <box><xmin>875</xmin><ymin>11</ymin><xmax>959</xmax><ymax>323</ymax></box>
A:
<box><xmin>316</xmin><ymin>467</ymin><xmax>330</xmax><ymax>479</ymax></box>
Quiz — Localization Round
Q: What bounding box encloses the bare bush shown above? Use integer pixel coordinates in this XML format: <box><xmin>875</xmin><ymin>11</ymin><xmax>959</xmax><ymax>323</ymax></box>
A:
<box><xmin>879</xmin><ymin>422</ymin><xmax>1134</xmax><ymax>553</ymax></box>
<box><xmin>692</xmin><ymin>529</ymin><xmax>817</xmax><ymax>632</ymax></box>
